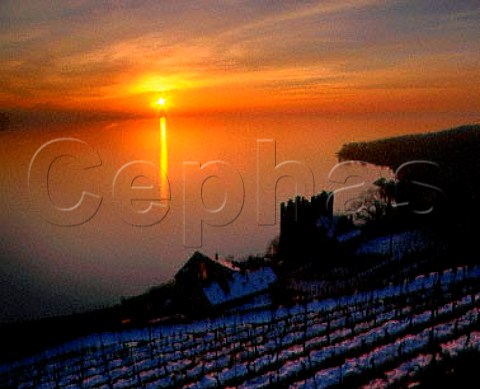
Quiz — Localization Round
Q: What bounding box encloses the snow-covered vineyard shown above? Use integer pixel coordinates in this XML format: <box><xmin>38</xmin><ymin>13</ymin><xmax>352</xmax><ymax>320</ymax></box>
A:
<box><xmin>2</xmin><ymin>266</ymin><xmax>480</xmax><ymax>389</ymax></box>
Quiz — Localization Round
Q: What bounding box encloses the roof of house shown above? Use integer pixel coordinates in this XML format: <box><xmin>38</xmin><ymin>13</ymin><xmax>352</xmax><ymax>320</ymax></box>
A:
<box><xmin>174</xmin><ymin>251</ymin><xmax>238</xmax><ymax>280</ymax></box>
<box><xmin>203</xmin><ymin>267</ymin><xmax>277</xmax><ymax>306</ymax></box>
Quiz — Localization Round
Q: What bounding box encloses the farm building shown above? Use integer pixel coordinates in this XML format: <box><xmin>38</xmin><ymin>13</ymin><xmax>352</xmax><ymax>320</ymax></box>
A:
<box><xmin>174</xmin><ymin>251</ymin><xmax>277</xmax><ymax>313</ymax></box>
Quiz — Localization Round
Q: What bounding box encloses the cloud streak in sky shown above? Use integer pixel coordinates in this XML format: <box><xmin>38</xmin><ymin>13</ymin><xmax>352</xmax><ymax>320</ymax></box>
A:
<box><xmin>0</xmin><ymin>0</ymin><xmax>479</xmax><ymax>115</ymax></box>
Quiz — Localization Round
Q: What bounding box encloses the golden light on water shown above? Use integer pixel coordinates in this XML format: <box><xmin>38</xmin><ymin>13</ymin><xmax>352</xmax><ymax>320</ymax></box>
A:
<box><xmin>159</xmin><ymin>116</ymin><xmax>169</xmax><ymax>200</ymax></box>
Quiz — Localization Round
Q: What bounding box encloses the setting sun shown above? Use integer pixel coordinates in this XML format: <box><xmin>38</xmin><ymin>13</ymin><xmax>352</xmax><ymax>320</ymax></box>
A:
<box><xmin>156</xmin><ymin>97</ymin><xmax>166</xmax><ymax>107</ymax></box>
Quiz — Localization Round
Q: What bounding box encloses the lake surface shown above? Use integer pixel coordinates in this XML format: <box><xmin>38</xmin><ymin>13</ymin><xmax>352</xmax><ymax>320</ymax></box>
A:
<box><xmin>0</xmin><ymin>112</ymin><xmax>474</xmax><ymax>320</ymax></box>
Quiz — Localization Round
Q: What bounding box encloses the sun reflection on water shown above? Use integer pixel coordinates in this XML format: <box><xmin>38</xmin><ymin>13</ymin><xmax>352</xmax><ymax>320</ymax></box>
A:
<box><xmin>159</xmin><ymin>116</ymin><xmax>169</xmax><ymax>200</ymax></box>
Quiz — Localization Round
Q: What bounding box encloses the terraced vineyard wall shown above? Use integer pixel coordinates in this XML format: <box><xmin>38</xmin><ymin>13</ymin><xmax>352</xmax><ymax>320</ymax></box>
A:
<box><xmin>2</xmin><ymin>266</ymin><xmax>480</xmax><ymax>389</ymax></box>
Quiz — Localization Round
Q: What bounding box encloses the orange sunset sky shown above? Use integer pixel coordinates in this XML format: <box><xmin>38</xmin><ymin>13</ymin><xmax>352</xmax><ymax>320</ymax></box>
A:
<box><xmin>1</xmin><ymin>0</ymin><xmax>479</xmax><ymax>117</ymax></box>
